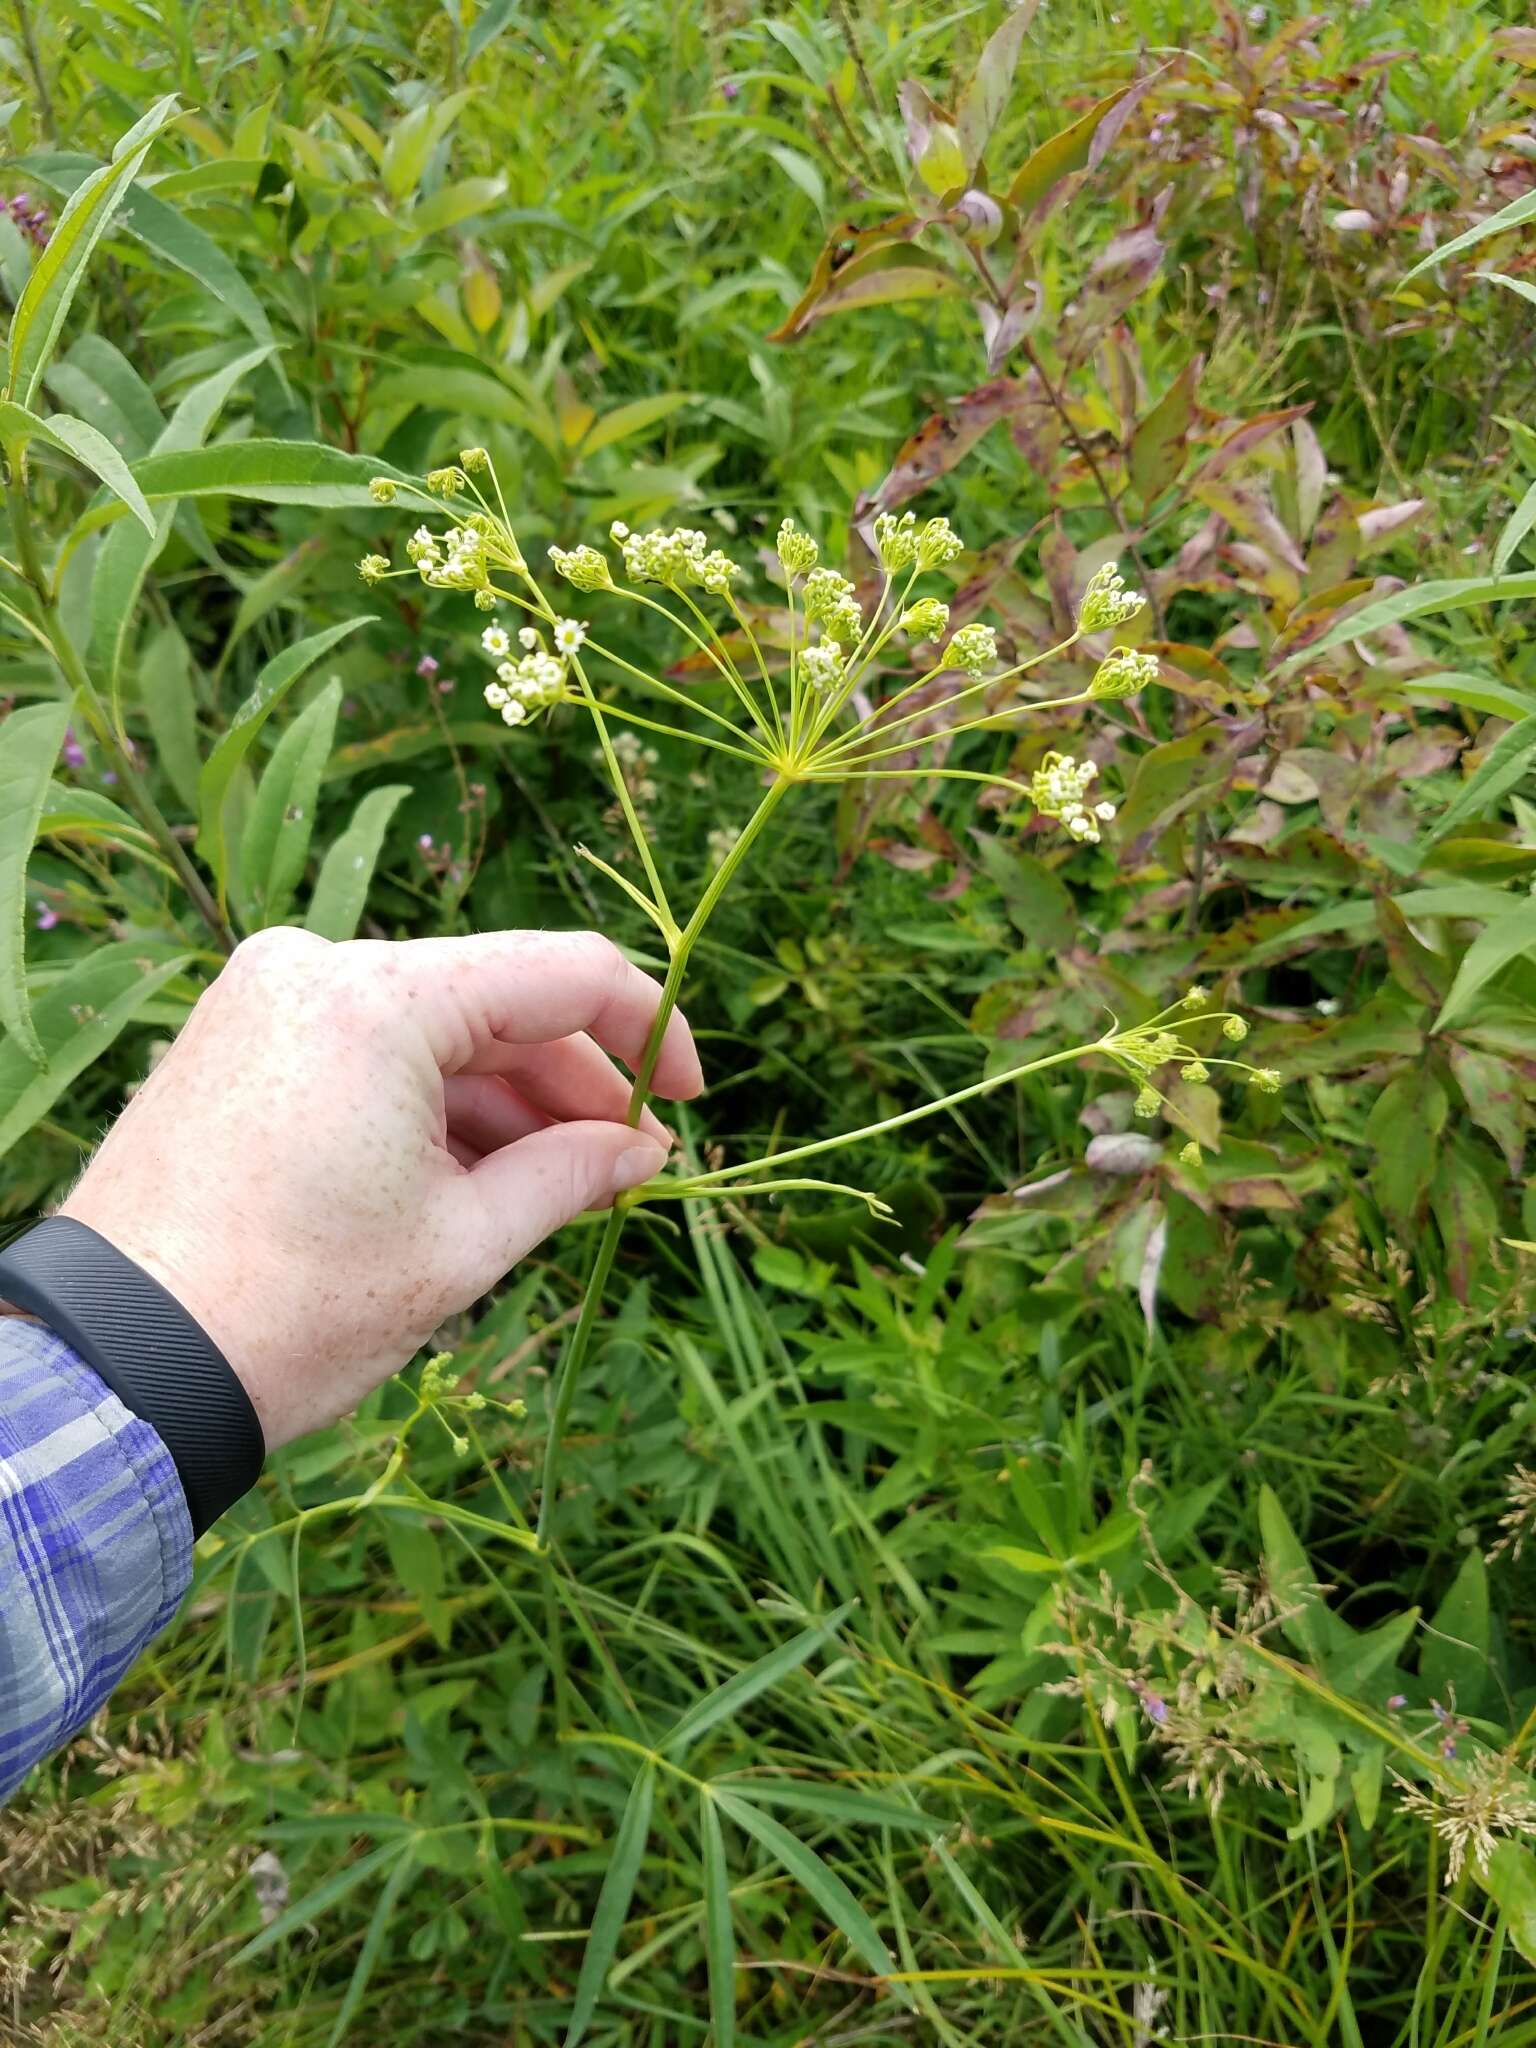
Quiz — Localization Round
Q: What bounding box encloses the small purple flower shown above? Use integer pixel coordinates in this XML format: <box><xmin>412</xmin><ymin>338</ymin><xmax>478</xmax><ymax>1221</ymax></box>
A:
<box><xmin>418</xmin><ymin>832</ymin><xmax>434</xmax><ymax>851</ymax></box>
<box><xmin>720</xmin><ymin>79</ymin><xmax>740</xmax><ymax>100</ymax></box>
<box><xmin>416</xmin><ymin>654</ymin><xmax>440</xmax><ymax>679</ymax></box>
<box><xmin>61</xmin><ymin>727</ymin><xmax>85</xmax><ymax>771</ymax></box>
<box><xmin>101</xmin><ymin>769</ymin><xmax>117</xmax><ymax>785</ymax></box>
<box><xmin>1386</xmin><ymin>1694</ymin><xmax>1407</xmax><ymax>1711</ymax></box>
<box><xmin>438</xmin><ymin>677</ymin><xmax>456</xmax><ymax>694</ymax></box>
<box><xmin>1138</xmin><ymin>1685</ymin><xmax>1169</xmax><ymax>1726</ymax></box>
<box><xmin>1442</xmin><ymin>1736</ymin><xmax>1458</xmax><ymax>1760</ymax></box>
<box><xmin>34</xmin><ymin>903</ymin><xmax>58</xmax><ymax>932</ymax></box>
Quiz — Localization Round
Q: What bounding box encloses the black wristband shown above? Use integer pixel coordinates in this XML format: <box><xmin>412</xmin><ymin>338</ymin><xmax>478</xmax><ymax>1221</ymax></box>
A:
<box><xmin>0</xmin><ymin>1216</ymin><xmax>265</xmax><ymax>1538</ymax></box>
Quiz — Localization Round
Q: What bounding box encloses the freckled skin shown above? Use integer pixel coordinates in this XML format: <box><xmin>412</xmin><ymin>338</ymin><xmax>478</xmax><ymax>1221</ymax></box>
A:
<box><xmin>62</xmin><ymin>928</ymin><xmax>702</xmax><ymax>1450</ymax></box>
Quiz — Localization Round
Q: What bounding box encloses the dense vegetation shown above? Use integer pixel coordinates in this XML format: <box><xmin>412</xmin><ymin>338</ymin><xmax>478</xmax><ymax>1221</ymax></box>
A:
<box><xmin>4</xmin><ymin>0</ymin><xmax>1536</xmax><ymax>2041</ymax></box>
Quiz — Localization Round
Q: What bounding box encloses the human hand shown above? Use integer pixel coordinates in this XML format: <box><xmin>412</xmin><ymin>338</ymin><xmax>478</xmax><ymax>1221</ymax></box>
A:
<box><xmin>60</xmin><ymin>928</ymin><xmax>700</xmax><ymax>1449</ymax></box>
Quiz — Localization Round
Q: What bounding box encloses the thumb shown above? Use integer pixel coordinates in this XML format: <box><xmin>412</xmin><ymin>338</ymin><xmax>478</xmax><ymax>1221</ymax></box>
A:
<box><xmin>443</xmin><ymin>1121</ymin><xmax>667</xmax><ymax>1292</ymax></box>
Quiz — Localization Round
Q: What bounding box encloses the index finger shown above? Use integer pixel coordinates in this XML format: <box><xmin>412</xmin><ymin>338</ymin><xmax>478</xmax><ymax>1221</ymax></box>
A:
<box><xmin>347</xmin><ymin>931</ymin><xmax>704</xmax><ymax>1099</ymax></box>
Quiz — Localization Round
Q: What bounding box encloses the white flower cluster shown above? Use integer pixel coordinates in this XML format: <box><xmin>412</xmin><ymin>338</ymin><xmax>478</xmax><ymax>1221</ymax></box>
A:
<box><xmin>610</xmin><ymin>729</ymin><xmax>660</xmax><ymax>804</ymax></box>
<box><xmin>801</xmin><ymin>640</ymin><xmax>845</xmax><ymax>693</ymax></box>
<box><xmin>872</xmin><ymin>511</ymin><xmax>965</xmax><ymax>574</ymax></box>
<box><xmin>1089</xmin><ymin>647</ymin><xmax>1160</xmax><ymax>700</ymax></box>
<box><xmin>1031</xmin><ymin>751</ymin><xmax>1117</xmax><ymax>843</ymax></box>
<box><xmin>802</xmin><ymin>566</ymin><xmax>861</xmax><ymax>643</ymax></box>
<box><xmin>406</xmin><ymin>519</ymin><xmax>517</xmax><ymax>596</ymax></box>
<box><xmin>609</xmin><ymin>522</ymin><xmax>739</xmax><ymax>593</ymax></box>
<box><xmin>481</xmin><ymin>622</ymin><xmax>570</xmax><ymax>727</ymax></box>
<box><xmin>1078</xmin><ymin>562</ymin><xmax>1147</xmax><ymax>634</ymax></box>
<box><xmin>946</xmin><ymin>622</ymin><xmax>997</xmax><ymax>675</ymax></box>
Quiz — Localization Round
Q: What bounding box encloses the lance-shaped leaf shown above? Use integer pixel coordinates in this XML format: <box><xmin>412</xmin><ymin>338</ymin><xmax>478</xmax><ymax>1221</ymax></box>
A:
<box><xmin>0</xmin><ymin>699</ymin><xmax>71</xmax><ymax>1066</ymax></box>
<box><xmin>0</xmin><ymin>399</ymin><xmax>154</xmax><ymax>533</ymax></box>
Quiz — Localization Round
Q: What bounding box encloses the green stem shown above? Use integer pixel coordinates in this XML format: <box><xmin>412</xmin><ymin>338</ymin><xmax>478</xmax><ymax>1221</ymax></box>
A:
<box><xmin>4</xmin><ymin>467</ymin><xmax>235</xmax><ymax>953</ymax></box>
<box><xmin>676</xmin><ymin>1039</ymin><xmax>1101</xmax><ymax>1188</ymax></box>
<box><xmin>533</xmin><ymin>776</ymin><xmax>792</xmax><ymax>1545</ymax></box>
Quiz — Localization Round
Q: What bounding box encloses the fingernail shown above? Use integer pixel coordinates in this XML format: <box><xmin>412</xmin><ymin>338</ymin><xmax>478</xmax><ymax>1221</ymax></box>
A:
<box><xmin>613</xmin><ymin>1145</ymin><xmax>662</xmax><ymax>1191</ymax></box>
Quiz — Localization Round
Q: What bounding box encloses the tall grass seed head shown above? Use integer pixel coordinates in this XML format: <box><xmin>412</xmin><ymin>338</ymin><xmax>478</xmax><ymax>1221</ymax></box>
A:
<box><xmin>1090</xmin><ymin>647</ymin><xmax>1160</xmax><ymax>699</ymax></box>
<box><xmin>549</xmin><ymin>543</ymin><xmax>613</xmax><ymax>592</ymax></box>
<box><xmin>947</xmin><ymin>622</ymin><xmax>998</xmax><ymax>674</ymax></box>
<box><xmin>898</xmin><ymin>596</ymin><xmax>949</xmax><ymax>639</ymax></box>
<box><xmin>1078</xmin><ymin>562</ymin><xmax>1147</xmax><ymax>634</ymax></box>
<box><xmin>776</xmin><ymin>518</ymin><xmax>819</xmax><ymax>576</ymax></box>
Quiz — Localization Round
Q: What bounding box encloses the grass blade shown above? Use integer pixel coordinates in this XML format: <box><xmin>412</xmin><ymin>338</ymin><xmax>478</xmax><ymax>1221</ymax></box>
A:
<box><xmin>661</xmin><ymin>1602</ymin><xmax>854</xmax><ymax>1760</ymax></box>
<box><xmin>713</xmin><ymin>1789</ymin><xmax>895</xmax><ymax>1981</ymax></box>
<box><xmin>566</xmin><ymin>1763</ymin><xmax>656</xmax><ymax>2048</ymax></box>
<box><xmin>700</xmin><ymin>1791</ymin><xmax>736</xmax><ymax>2048</ymax></box>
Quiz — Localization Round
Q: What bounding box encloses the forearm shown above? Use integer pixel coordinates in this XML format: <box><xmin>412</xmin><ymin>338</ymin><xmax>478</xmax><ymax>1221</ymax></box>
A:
<box><xmin>0</xmin><ymin>1314</ymin><xmax>192</xmax><ymax>1803</ymax></box>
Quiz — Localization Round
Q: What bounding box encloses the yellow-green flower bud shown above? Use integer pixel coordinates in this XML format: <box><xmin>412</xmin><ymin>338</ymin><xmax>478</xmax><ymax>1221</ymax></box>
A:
<box><xmin>873</xmin><ymin>510</ymin><xmax>917</xmax><ymax>572</ymax></box>
<box><xmin>1251</xmin><ymin>1067</ymin><xmax>1282</xmax><ymax>1093</ymax></box>
<box><xmin>898</xmin><ymin>597</ymin><xmax>949</xmax><ymax>639</ymax></box>
<box><xmin>369</xmin><ymin>477</ymin><xmax>398</xmax><ymax>504</ymax></box>
<box><xmin>459</xmin><ymin>446</ymin><xmax>490</xmax><ymax>472</ymax></box>
<box><xmin>1089</xmin><ymin>647</ymin><xmax>1159</xmax><ymax>699</ymax></box>
<box><xmin>358</xmin><ymin>553</ymin><xmax>390</xmax><ymax>583</ymax></box>
<box><xmin>1133</xmin><ymin>1086</ymin><xmax>1162</xmax><ymax>1120</ymax></box>
<box><xmin>915</xmin><ymin>516</ymin><xmax>964</xmax><ymax>571</ymax></box>
<box><xmin>1078</xmin><ymin>561</ymin><xmax>1147</xmax><ymax>634</ymax></box>
<box><xmin>548</xmin><ymin>544</ymin><xmax>613</xmax><ymax>592</ymax></box>
<box><xmin>1222</xmin><ymin>1016</ymin><xmax>1248</xmax><ymax>1043</ymax></box>
<box><xmin>1180</xmin><ymin>1060</ymin><xmax>1210</xmax><ymax>1083</ymax></box>
<box><xmin>947</xmin><ymin>622</ymin><xmax>998</xmax><ymax>675</ymax></box>
<box><xmin>1182</xmin><ymin>985</ymin><xmax>1209</xmax><ymax>1010</ymax></box>
<box><xmin>776</xmin><ymin>518</ymin><xmax>819</xmax><ymax>576</ymax></box>
<box><xmin>427</xmin><ymin>466</ymin><xmax>466</xmax><ymax>496</ymax></box>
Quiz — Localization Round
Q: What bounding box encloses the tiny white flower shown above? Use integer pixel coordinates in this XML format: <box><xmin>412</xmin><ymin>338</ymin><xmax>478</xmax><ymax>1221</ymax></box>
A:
<box><xmin>1095</xmin><ymin>801</ymin><xmax>1117</xmax><ymax>821</ymax></box>
<box><xmin>553</xmin><ymin>618</ymin><xmax>588</xmax><ymax>656</ymax></box>
<box><xmin>518</xmin><ymin>626</ymin><xmax>540</xmax><ymax>651</ymax></box>
<box><xmin>481</xmin><ymin>626</ymin><xmax>511</xmax><ymax>660</ymax></box>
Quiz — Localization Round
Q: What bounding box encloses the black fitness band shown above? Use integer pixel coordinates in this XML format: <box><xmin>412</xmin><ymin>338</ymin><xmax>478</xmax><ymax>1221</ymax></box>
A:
<box><xmin>0</xmin><ymin>1216</ymin><xmax>264</xmax><ymax>1538</ymax></box>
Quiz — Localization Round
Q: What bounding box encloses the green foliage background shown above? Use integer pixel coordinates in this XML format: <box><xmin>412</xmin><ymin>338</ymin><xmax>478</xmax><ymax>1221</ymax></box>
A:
<box><xmin>4</xmin><ymin>0</ymin><xmax>1536</xmax><ymax>2041</ymax></box>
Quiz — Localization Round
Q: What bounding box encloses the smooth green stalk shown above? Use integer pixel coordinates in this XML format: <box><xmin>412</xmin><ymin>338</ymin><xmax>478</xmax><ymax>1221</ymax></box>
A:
<box><xmin>4</xmin><ymin>467</ymin><xmax>236</xmax><ymax>954</ymax></box>
<box><xmin>535</xmin><ymin>776</ymin><xmax>792</xmax><ymax>1545</ymax></box>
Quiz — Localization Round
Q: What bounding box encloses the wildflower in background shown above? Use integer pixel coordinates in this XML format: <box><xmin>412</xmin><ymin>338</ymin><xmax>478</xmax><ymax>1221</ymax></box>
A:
<box><xmin>947</xmin><ymin>622</ymin><xmax>997</xmax><ymax>675</ymax></box>
<box><xmin>707</xmin><ymin>824</ymin><xmax>742</xmax><ymax>863</ymax></box>
<box><xmin>416</xmin><ymin>653</ymin><xmax>440</xmax><ymax>679</ymax></box>
<box><xmin>61</xmin><ymin>728</ymin><xmax>85</xmax><ymax>771</ymax></box>
<box><xmin>1078</xmin><ymin>561</ymin><xmax>1148</xmax><ymax>634</ymax></box>
<box><xmin>1089</xmin><ymin>647</ymin><xmax>1160</xmax><ymax>699</ymax></box>
<box><xmin>5</xmin><ymin>191</ymin><xmax>50</xmax><ymax>246</ymax></box>
<box><xmin>34</xmin><ymin>903</ymin><xmax>58</xmax><ymax>931</ymax></box>
<box><xmin>898</xmin><ymin>597</ymin><xmax>948</xmax><ymax>639</ymax></box>
<box><xmin>720</xmin><ymin>78</ymin><xmax>740</xmax><ymax>99</ymax></box>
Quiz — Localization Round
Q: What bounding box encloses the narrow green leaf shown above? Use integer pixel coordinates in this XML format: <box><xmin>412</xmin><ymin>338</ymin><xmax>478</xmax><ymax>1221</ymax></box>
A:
<box><xmin>137</xmin><ymin>623</ymin><xmax>202</xmax><ymax>815</ymax></box>
<box><xmin>1496</xmin><ymin>476</ymin><xmax>1536</xmax><ymax>575</ymax></box>
<box><xmin>306</xmin><ymin>783</ymin><xmax>411</xmax><ymax>941</ymax></box>
<box><xmin>1280</xmin><ymin>574</ymin><xmax>1536</xmax><ymax>669</ymax></box>
<box><xmin>467</xmin><ymin>0</ymin><xmax>519</xmax><ymax>62</ymax></box>
<box><xmin>381</xmin><ymin>89</ymin><xmax>473</xmax><ymax>202</ymax></box>
<box><xmin>228</xmin><ymin>1839</ymin><xmax>411</xmax><ymax>1966</ymax></box>
<box><xmin>565</xmin><ymin>1764</ymin><xmax>656</xmax><ymax>2048</ymax></box>
<box><xmin>582</xmin><ymin>391</ymin><xmax>697</xmax><ymax>457</ymax></box>
<box><xmin>1005</xmin><ymin>83</ymin><xmax>1132</xmax><ymax>214</ymax></box>
<box><xmin>1479</xmin><ymin>270</ymin><xmax>1536</xmax><ymax>310</ymax></box>
<box><xmin>1480</xmin><ymin>1842</ymin><xmax>1536</xmax><ymax>1967</ymax></box>
<box><xmin>196</xmin><ymin>618</ymin><xmax>371</xmax><ymax>902</ymax></box>
<box><xmin>1435</xmin><ymin>901</ymin><xmax>1536</xmax><ymax>1031</ymax></box>
<box><xmin>38</xmin><ymin>780</ymin><xmax>151</xmax><ymax>846</ymax></box>
<box><xmin>239</xmin><ymin>678</ymin><xmax>343</xmax><ymax>925</ymax></box>
<box><xmin>712</xmin><ymin>1791</ymin><xmax>895</xmax><ymax>1980</ymax></box>
<box><xmin>1424</xmin><ymin>714</ymin><xmax>1536</xmax><ymax>848</ymax></box>
<box><xmin>325</xmin><ymin>1849</ymin><xmax>417</xmax><ymax>2048</ymax></box>
<box><xmin>0</xmin><ymin>948</ymin><xmax>189</xmax><ymax>1158</ymax></box>
<box><xmin>1401</xmin><ymin>187</ymin><xmax>1536</xmax><ymax>285</ymax></box>
<box><xmin>6</xmin><ymin>98</ymin><xmax>178</xmax><ymax>408</ymax></box>
<box><xmin>90</xmin><ymin>346</ymin><xmax>273</xmax><ymax>689</ymax></box>
<box><xmin>700</xmin><ymin>1792</ymin><xmax>736</xmax><ymax>2048</ymax></box>
<box><xmin>0</xmin><ymin>699</ymin><xmax>71</xmax><ymax>1064</ymax></box>
<box><xmin>1404</xmin><ymin>670</ymin><xmax>1536</xmax><ymax>723</ymax></box>
<box><xmin>724</xmin><ymin>1780</ymin><xmax>938</xmax><ymax>1835</ymax></box>
<box><xmin>662</xmin><ymin>1603</ymin><xmax>853</xmax><ymax>1760</ymax></box>
<box><xmin>0</xmin><ymin>400</ymin><xmax>154</xmax><ymax>532</ymax></box>
<box><xmin>1423</xmin><ymin>1550</ymin><xmax>1491</xmax><ymax>1715</ymax></box>
<box><xmin>1258</xmin><ymin>1485</ymin><xmax>1327</xmax><ymax>1661</ymax></box>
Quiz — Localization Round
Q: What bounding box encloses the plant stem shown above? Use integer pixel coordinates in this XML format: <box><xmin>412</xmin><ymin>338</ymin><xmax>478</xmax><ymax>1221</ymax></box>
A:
<box><xmin>534</xmin><ymin>776</ymin><xmax>792</xmax><ymax>1544</ymax></box>
<box><xmin>673</xmin><ymin>1039</ymin><xmax>1100</xmax><ymax>1189</ymax></box>
<box><xmin>11</xmin><ymin>0</ymin><xmax>55</xmax><ymax>142</ymax></box>
<box><xmin>4</xmin><ymin>468</ymin><xmax>236</xmax><ymax>953</ymax></box>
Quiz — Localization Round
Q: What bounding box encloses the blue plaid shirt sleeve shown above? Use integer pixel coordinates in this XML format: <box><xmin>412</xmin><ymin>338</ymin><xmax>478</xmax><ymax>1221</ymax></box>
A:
<box><xmin>0</xmin><ymin>1315</ymin><xmax>192</xmax><ymax>1803</ymax></box>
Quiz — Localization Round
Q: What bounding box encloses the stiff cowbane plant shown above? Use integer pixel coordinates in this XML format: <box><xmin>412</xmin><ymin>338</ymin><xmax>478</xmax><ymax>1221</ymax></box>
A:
<box><xmin>360</xmin><ymin>452</ymin><xmax>1281</xmax><ymax>1535</ymax></box>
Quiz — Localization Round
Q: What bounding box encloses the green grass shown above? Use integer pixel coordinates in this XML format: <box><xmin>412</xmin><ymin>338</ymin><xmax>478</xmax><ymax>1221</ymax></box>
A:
<box><xmin>4</xmin><ymin>0</ymin><xmax>1536</xmax><ymax>2041</ymax></box>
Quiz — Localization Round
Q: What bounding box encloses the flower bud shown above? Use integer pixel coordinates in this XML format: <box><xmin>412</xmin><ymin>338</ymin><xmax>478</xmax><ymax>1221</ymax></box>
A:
<box><xmin>548</xmin><ymin>544</ymin><xmax>613</xmax><ymax>592</ymax></box>
<box><xmin>1088</xmin><ymin>647</ymin><xmax>1160</xmax><ymax>699</ymax></box>
<box><xmin>1133</xmin><ymin>1087</ymin><xmax>1162</xmax><ymax>1119</ymax></box>
<box><xmin>946</xmin><ymin>622</ymin><xmax>998</xmax><ymax>675</ymax></box>
<box><xmin>459</xmin><ymin>446</ymin><xmax>490</xmax><ymax>472</ymax></box>
<box><xmin>1182</xmin><ymin>986</ymin><xmax>1209</xmax><ymax>1010</ymax></box>
<box><xmin>1180</xmin><ymin>1061</ymin><xmax>1210</xmax><ymax>1083</ymax></box>
<box><xmin>369</xmin><ymin>477</ymin><xmax>398</xmax><ymax>504</ymax></box>
<box><xmin>427</xmin><ymin>466</ymin><xmax>466</xmax><ymax>496</ymax></box>
<box><xmin>915</xmin><ymin>516</ymin><xmax>964</xmax><ymax>571</ymax></box>
<box><xmin>776</xmin><ymin>518</ymin><xmax>819</xmax><ymax>576</ymax></box>
<box><xmin>1251</xmin><ymin>1067</ymin><xmax>1282</xmax><ymax>1093</ymax></box>
<box><xmin>898</xmin><ymin>597</ymin><xmax>949</xmax><ymax>639</ymax></box>
<box><xmin>872</xmin><ymin>510</ymin><xmax>917</xmax><ymax>572</ymax></box>
<box><xmin>1222</xmin><ymin>1016</ymin><xmax>1248</xmax><ymax>1043</ymax></box>
<box><xmin>357</xmin><ymin>553</ymin><xmax>390</xmax><ymax>583</ymax></box>
<box><xmin>1078</xmin><ymin>562</ymin><xmax>1147</xmax><ymax>634</ymax></box>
